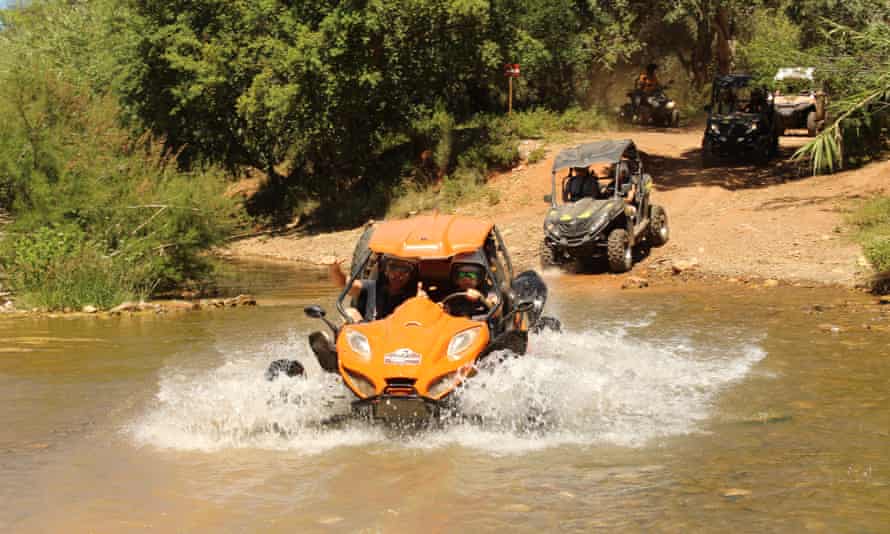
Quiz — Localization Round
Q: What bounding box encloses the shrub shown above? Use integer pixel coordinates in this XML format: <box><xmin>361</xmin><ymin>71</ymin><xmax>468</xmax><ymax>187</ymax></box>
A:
<box><xmin>849</xmin><ymin>196</ymin><xmax>890</xmax><ymax>272</ymax></box>
<box><xmin>0</xmin><ymin>70</ymin><xmax>243</xmax><ymax>307</ymax></box>
<box><xmin>528</xmin><ymin>147</ymin><xmax>547</xmax><ymax>164</ymax></box>
<box><xmin>4</xmin><ymin>226</ymin><xmax>141</xmax><ymax>309</ymax></box>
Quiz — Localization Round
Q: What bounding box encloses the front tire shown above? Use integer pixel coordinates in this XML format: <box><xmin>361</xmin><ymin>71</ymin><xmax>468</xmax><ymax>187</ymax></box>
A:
<box><xmin>647</xmin><ymin>205</ymin><xmax>669</xmax><ymax>246</ymax></box>
<box><xmin>702</xmin><ymin>141</ymin><xmax>715</xmax><ymax>168</ymax></box>
<box><xmin>607</xmin><ymin>228</ymin><xmax>633</xmax><ymax>273</ymax></box>
<box><xmin>671</xmin><ymin>110</ymin><xmax>680</xmax><ymax>128</ymax></box>
<box><xmin>540</xmin><ymin>240</ymin><xmax>561</xmax><ymax>268</ymax></box>
<box><xmin>806</xmin><ymin>111</ymin><xmax>817</xmax><ymax>136</ymax></box>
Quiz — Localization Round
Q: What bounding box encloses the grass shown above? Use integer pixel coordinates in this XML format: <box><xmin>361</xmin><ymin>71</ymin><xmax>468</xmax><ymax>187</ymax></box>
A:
<box><xmin>849</xmin><ymin>196</ymin><xmax>890</xmax><ymax>275</ymax></box>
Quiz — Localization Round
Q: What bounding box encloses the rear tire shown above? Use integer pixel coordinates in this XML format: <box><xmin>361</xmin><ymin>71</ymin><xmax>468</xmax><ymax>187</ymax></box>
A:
<box><xmin>671</xmin><ymin>109</ymin><xmax>680</xmax><ymax>128</ymax></box>
<box><xmin>647</xmin><ymin>205</ymin><xmax>669</xmax><ymax>246</ymax></box>
<box><xmin>607</xmin><ymin>228</ymin><xmax>633</xmax><ymax>273</ymax></box>
<box><xmin>806</xmin><ymin>111</ymin><xmax>817</xmax><ymax>136</ymax></box>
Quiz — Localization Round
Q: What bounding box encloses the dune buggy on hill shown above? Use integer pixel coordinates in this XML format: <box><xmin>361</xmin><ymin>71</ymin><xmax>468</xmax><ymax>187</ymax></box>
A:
<box><xmin>540</xmin><ymin>139</ymin><xmax>669</xmax><ymax>273</ymax></box>
<box><xmin>702</xmin><ymin>74</ymin><xmax>780</xmax><ymax>167</ymax></box>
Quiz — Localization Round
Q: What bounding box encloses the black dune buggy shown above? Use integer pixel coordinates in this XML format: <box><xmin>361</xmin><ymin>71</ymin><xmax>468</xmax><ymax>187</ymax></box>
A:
<box><xmin>702</xmin><ymin>74</ymin><xmax>780</xmax><ymax>167</ymax></box>
<box><xmin>540</xmin><ymin>139</ymin><xmax>669</xmax><ymax>273</ymax></box>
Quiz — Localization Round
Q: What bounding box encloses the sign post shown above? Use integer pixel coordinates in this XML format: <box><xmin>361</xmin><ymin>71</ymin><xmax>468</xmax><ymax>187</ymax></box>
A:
<box><xmin>504</xmin><ymin>63</ymin><xmax>520</xmax><ymax>114</ymax></box>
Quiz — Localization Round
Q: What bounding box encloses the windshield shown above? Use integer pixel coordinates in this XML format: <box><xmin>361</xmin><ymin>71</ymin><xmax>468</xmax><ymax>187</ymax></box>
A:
<box><xmin>714</xmin><ymin>85</ymin><xmax>767</xmax><ymax>115</ymax></box>
<box><xmin>775</xmin><ymin>78</ymin><xmax>813</xmax><ymax>96</ymax></box>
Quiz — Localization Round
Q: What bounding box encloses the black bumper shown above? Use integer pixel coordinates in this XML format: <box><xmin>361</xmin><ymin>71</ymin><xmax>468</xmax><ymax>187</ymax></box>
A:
<box><xmin>352</xmin><ymin>394</ymin><xmax>442</xmax><ymax>422</ymax></box>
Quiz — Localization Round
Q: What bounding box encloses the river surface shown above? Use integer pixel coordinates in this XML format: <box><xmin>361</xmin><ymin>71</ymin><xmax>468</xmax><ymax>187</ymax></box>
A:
<box><xmin>1</xmin><ymin>260</ymin><xmax>888</xmax><ymax>532</ymax></box>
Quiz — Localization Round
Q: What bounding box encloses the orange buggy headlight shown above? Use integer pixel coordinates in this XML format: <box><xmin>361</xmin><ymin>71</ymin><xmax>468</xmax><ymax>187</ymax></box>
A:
<box><xmin>345</xmin><ymin>330</ymin><xmax>372</xmax><ymax>361</ymax></box>
<box><xmin>447</xmin><ymin>327</ymin><xmax>480</xmax><ymax>361</ymax></box>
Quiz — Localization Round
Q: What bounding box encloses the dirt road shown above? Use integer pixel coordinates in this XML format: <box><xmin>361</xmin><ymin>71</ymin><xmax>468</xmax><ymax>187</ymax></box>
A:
<box><xmin>223</xmin><ymin>127</ymin><xmax>889</xmax><ymax>287</ymax></box>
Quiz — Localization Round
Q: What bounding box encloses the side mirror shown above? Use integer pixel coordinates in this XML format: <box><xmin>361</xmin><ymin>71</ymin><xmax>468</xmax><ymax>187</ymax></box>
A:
<box><xmin>543</xmin><ymin>194</ymin><xmax>553</xmax><ymax>204</ymax></box>
<box><xmin>304</xmin><ymin>305</ymin><xmax>326</xmax><ymax>319</ymax></box>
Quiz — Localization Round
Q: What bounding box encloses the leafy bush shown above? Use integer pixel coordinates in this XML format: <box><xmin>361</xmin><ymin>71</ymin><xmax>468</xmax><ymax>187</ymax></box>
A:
<box><xmin>528</xmin><ymin>147</ymin><xmax>547</xmax><ymax>164</ymax></box>
<box><xmin>0</xmin><ymin>56</ymin><xmax>243</xmax><ymax>308</ymax></box>
<box><xmin>849</xmin><ymin>196</ymin><xmax>890</xmax><ymax>273</ymax></box>
<box><xmin>4</xmin><ymin>226</ymin><xmax>141</xmax><ymax>309</ymax></box>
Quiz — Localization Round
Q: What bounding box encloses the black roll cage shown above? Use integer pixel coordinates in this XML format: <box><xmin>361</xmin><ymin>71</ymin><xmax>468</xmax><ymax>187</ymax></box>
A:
<box><xmin>335</xmin><ymin>228</ymin><xmax>515</xmax><ymax>325</ymax></box>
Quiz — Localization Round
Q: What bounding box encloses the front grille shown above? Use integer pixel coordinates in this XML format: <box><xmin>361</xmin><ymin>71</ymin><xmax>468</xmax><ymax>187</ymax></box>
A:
<box><xmin>558</xmin><ymin>220</ymin><xmax>588</xmax><ymax>238</ymax></box>
<box><xmin>384</xmin><ymin>377</ymin><xmax>417</xmax><ymax>396</ymax></box>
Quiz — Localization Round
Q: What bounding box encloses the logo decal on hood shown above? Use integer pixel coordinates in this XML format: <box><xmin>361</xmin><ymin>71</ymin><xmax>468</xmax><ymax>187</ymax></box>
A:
<box><xmin>384</xmin><ymin>349</ymin><xmax>422</xmax><ymax>365</ymax></box>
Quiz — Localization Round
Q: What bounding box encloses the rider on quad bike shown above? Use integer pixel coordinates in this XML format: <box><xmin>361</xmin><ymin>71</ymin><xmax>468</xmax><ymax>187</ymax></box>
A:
<box><xmin>620</xmin><ymin>64</ymin><xmax>680</xmax><ymax>127</ymax></box>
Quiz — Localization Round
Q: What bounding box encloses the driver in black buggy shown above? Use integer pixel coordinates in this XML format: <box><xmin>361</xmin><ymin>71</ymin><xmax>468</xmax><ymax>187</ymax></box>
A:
<box><xmin>563</xmin><ymin>166</ymin><xmax>601</xmax><ymax>202</ymax></box>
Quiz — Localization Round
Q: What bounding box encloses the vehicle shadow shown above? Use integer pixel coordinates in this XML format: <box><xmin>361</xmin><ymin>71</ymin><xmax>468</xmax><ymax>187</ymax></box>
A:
<box><xmin>641</xmin><ymin>143</ymin><xmax>815</xmax><ymax>192</ymax></box>
<box><xmin>572</xmin><ymin>245</ymin><xmax>653</xmax><ymax>274</ymax></box>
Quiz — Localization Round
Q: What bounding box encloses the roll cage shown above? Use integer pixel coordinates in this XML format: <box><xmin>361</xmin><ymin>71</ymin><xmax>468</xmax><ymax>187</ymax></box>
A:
<box><xmin>336</xmin><ymin>227</ymin><xmax>515</xmax><ymax>325</ymax></box>
<box><xmin>549</xmin><ymin>139</ymin><xmax>642</xmax><ymax>206</ymax></box>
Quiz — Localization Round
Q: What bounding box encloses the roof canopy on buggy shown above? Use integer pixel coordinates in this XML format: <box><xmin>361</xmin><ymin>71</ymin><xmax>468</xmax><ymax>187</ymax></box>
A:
<box><xmin>551</xmin><ymin>139</ymin><xmax>637</xmax><ymax>173</ymax></box>
<box><xmin>713</xmin><ymin>74</ymin><xmax>754</xmax><ymax>88</ymax></box>
<box><xmin>775</xmin><ymin>67</ymin><xmax>814</xmax><ymax>81</ymax></box>
<box><xmin>367</xmin><ymin>214</ymin><xmax>494</xmax><ymax>260</ymax></box>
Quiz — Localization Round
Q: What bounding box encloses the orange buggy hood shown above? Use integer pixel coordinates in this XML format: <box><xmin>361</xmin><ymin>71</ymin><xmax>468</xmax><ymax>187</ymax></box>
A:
<box><xmin>368</xmin><ymin>215</ymin><xmax>493</xmax><ymax>259</ymax></box>
<box><xmin>337</xmin><ymin>296</ymin><xmax>490</xmax><ymax>397</ymax></box>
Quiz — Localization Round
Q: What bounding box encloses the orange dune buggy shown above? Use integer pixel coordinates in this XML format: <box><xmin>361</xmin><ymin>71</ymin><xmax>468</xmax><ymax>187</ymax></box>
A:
<box><xmin>266</xmin><ymin>215</ymin><xmax>558</xmax><ymax>423</ymax></box>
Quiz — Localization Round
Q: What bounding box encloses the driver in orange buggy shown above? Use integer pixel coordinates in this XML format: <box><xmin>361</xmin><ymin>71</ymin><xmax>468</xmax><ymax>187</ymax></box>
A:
<box><xmin>328</xmin><ymin>255</ymin><xmax>419</xmax><ymax>322</ymax></box>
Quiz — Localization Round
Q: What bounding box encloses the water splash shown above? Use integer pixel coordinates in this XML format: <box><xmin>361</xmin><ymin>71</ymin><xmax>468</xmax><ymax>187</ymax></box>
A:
<box><xmin>130</xmin><ymin>325</ymin><xmax>765</xmax><ymax>454</ymax></box>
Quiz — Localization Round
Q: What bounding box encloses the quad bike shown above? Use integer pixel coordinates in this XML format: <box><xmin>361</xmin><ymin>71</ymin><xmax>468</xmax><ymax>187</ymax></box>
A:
<box><xmin>701</xmin><ymin>74</ymin><xmax>780</xmax><ymax>167</ymax></box>
<box><xmin>266</xmin><ymin>215</ymin><xmax>560</xmax><ymax>425</ymax></box>
<box><xmin>619</xmin><ymin>85</ymin><xmax>680</xmax><ymax>128</ymax></box>
<box><xmin>541</xmin><ymin>139</ymin><xmax>669</xmax><ymax>273</ymax></box>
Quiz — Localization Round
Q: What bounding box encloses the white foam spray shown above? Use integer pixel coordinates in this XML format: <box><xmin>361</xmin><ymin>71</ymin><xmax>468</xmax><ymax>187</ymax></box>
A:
<box><xmin>130</xmin><ymin>323</ymin><xmax>765</xmax><ymax>454</ymax></box>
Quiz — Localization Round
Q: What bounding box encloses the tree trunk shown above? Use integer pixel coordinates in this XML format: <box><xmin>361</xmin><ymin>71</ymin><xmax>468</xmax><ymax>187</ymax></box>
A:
<box><xmin>714</xmin><ymin>5</ymin><xmax>735</xmax><ymax>75</ymax></box>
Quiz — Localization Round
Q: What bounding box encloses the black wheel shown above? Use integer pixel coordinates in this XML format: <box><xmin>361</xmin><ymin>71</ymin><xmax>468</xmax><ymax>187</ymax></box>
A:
<box><xmin>647</xmin><ymin>205</ymin><xmax>669</xmax><ymax>246</ymax></box>
<box><xmin>607</xmin><ymin>228</ymin><xmax>633</xmax><ymax>273</ymax></box>
<box><xmin>755</xmin><ymin>139</ymin><xmax>771</xmax><ymax>166</ymax></box>
<box><xmin>702</xmin><ymin>142</ymin><xmax>715</xmax><ymax>168</ymax></box>
<box><xmin>671</xmin><ymin>110</ymin><xmax>680</xmax><ymax>128</ymax></box>
<box><xmin>265</xmin><ymin>359</ymin><xmax>305</xmax><ymax>381</ymax></box>
<box><xmin>619</xmin><ymin>104</ymin><xmax>634</xmax><ymax>124</ymax></box>
<box><xmin>539</xmin><ymin>240</ymin><xmax>561</xmax><ymax>268</ymax></box>
<box><xmin>806</xmin><ymin>111</ymin><xmax>817</xmax><ymax>136</ymax></box>
<box><xmin>349</xmin><ymin>224</ymin><xmax>375</xmax><ymax>278</ymax></box>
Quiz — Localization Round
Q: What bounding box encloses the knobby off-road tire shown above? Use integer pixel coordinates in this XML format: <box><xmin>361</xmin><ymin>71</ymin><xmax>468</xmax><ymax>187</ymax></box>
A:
<box><xmin>701</xmin><ymin>141</ymin><xmax>715</xmax><ymax>169</ymax></box>
<box><xmin>647</xmin><ymin>205</ymin><xmax>669</xmax><ymax>246</ymax></box>
<box><xmin>806</xmin><ymin>111</ymin><xmax>817</xmax><ymax>136</ymax></box>
<box><xmin>539</xmin><ymin>240</ymin><xmax>560</xmax><ymax>269</ymax></box>
<box><xmin>607</xmin><ymin>228</ymin><xmax>633</xmax><ymax>273</ymax></box>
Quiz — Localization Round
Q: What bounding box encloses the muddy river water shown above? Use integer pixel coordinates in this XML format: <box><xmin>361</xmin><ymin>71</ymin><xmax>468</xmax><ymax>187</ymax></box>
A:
<box><xmin>1</xmin><ymin>260</ymin><xmax>888</xmax><ymax>532</ymax></box>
